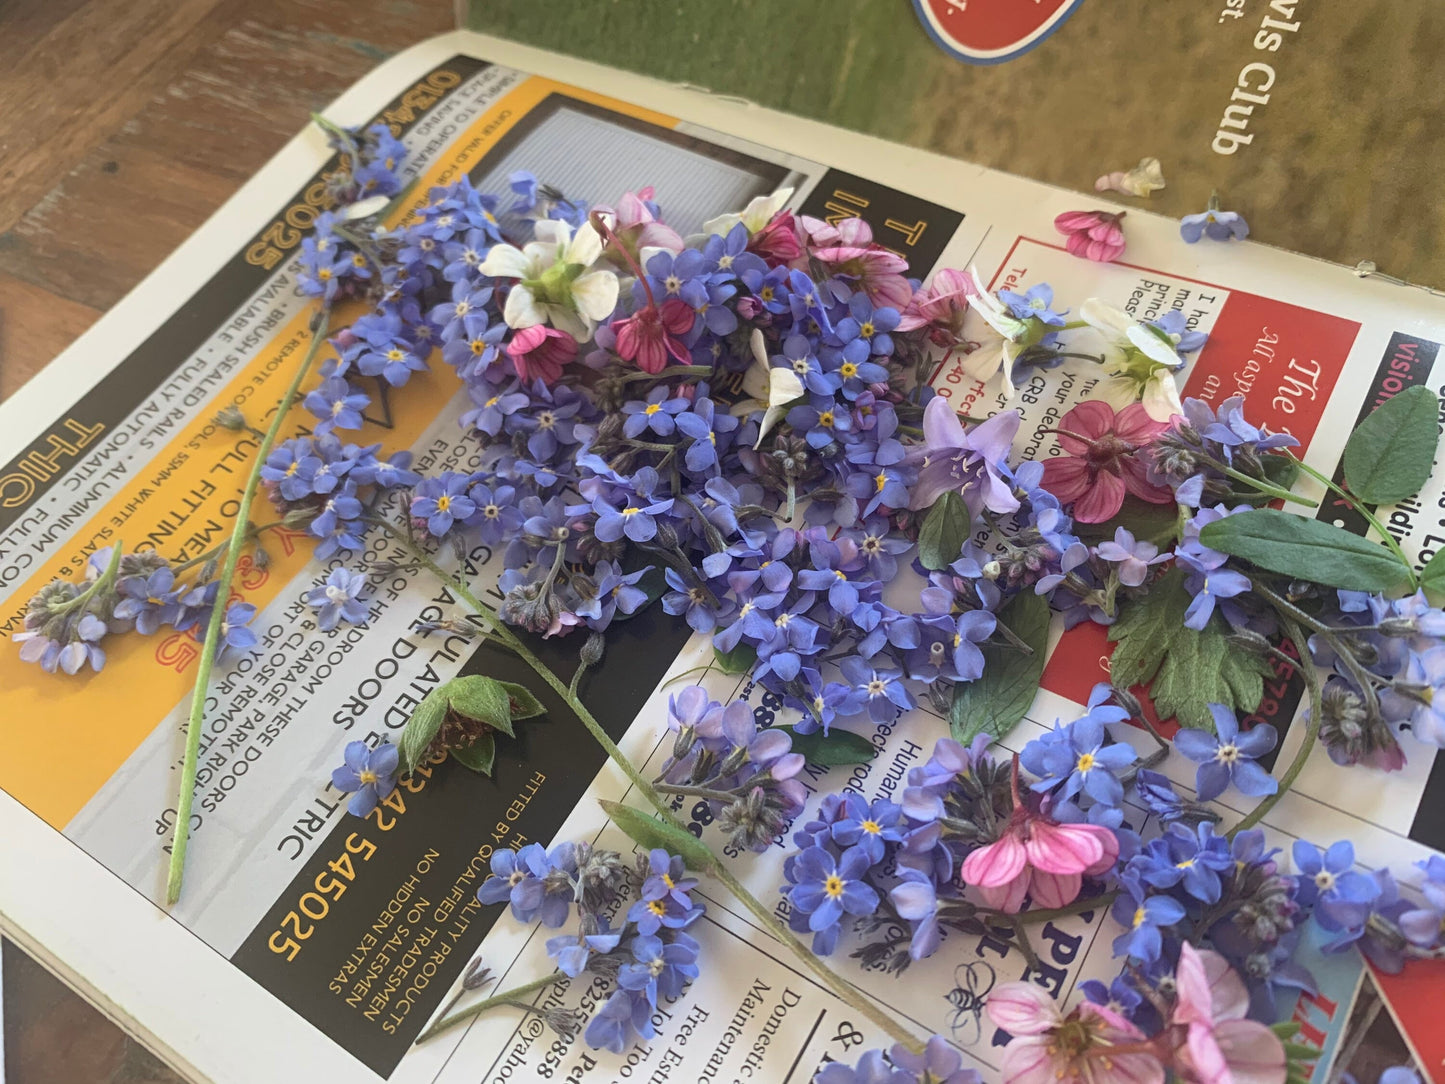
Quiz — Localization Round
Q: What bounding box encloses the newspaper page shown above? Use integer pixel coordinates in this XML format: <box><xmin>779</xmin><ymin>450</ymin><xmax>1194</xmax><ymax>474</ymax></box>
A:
<box><xmin>0</xmin><ymin>29</ymin><xmax>1443</xmax><ymax>1084</ymax></box>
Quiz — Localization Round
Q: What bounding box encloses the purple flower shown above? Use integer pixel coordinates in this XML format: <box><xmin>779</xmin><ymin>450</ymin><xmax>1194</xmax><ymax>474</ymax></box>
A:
<box><xmin>1399</xmin><ymin>646</ymin><xmax>1445</xmax><ymax>747</ymax></box>
<box><xmin>1291</xmin><ymin>839</ymin><xmax>1377</xmax><ymax>909</ymax></box>
<box><xmin>1180</xmin><ymin>205</ymin><xmax>1249</xmax><ymax>243</ymax></box>
<box><xmin>833</xmin><ymin>293</ymin><xmax>901</xmax><ymax>359</ymax></box>
<box><xmin>1095</xmin><ymin>527</ymin><xmax>1170</xmax><ymax>587</ymax></box>
<box><xmin>617</xmin><ymin>932</ymin><xmax>700</xmax><ymax>1007</ymax></box>
<box><xmin>576</xmin><ymin>560</ymin><xmax>652</xmax><ymax>630</ymax></box>
<box><xmin>345</xmin><ymin>309</ymin><xmax>427</xmax><ymax>387</ymax></box>
<box><xmin>626</xmin><ymin>892</ymin><xmax>700</xmax><ymax>936</ymax></box>
<box><xmin>476</xmin><ymin>842</ymin><xmax>573</xmax><ymax>926</ymax></box>
<box><xmin>831</xmin><ymin>795</ymin><xmax>904</xmax><ymax>864</ymax></box>
<box><xmin>1176</xmin><ymin>540</ymin><xmax>1250</xmax><ymax>630</ymax></box>
<box><xmin>262</xmin><ymin>438</ymin><xmax>323</xmax><ymax>501</ymax></box>
<box><xmin>997</xmin><ymin>282</ymin><xmax>1066</xmax><ymax>326</ymax></box>
<box><xmin>219</xmin><ymin>603</ymin><xmax>259</xmax><ymax>656</ymax></box>
<box><xmin>114</xmin><ymin>566</ymin><xmax>184</xmax><ymax>634</ymax></box>
<box><xmin>1134</xmin><ymin>822</ymin><xmax>1235</xmax><ymax>904</ymax></box>
<box><xmin>640</xmin><ymin>849</ymin><xmax>698</xmax><ymax>910</ymax></box>
<box><xmin>412</xmin><ymin>473</ymin><xmax>475</xmax><ymax>536</ymax></box>
<box><xmin>661</xmin><ymin>568</ymin><xmax>728</xmax><ymax>634</ymax></box>
<box><xmin>623</xmin><ymin>386</ymin><xmax>689</xmax><ymax>438</ymax></box>
<box><xmin>787</xmin><ymin>845</ymin><xmax>880</xmax><ymax>942</ymax></box>
<box><xmin>303</xmin><ymin>376</ymin><xmax>369</xmax><ymax>435</ymax></box>
<box><xmin>584</xmin><ymin>989</ymin><xmax>651</xmax><ymax>1054</ymax></box>
<box><xmin>306</xmin><ymin>568</ymin><xmax>369</xmax><ymax>631</ymax></box>
<box><xmin>464</xmin><ymin>481</ymin><xmax>523</xmax><ymax>545</ymax></box>
<box><xmin>592</xmin><ymin>492</ymin><xmax>674</xmax><ymax>544</ymax></box>
<box><xmin>838</xmin><ymin>655</ymin><xmax>913</xmax><ymax>721</ymax></box>
<box><xmin>1020</xmin><ymin>711</ymin><xmax>1136</xmax><ymax>808</ymax></box>
<box><xmin>675</xmin><ymin>394</ymin><xmax>738</xmax><ymax>474</ymax></box>
<box><xmin>330</xmin><ymin>740</ymin><xmax>399</xmax><ymax>816</ymax></box>
<box><xmin>902</xmin><ymin>397</ymin><xmax>1020</xmax><ymax>515</ymax></box>
<box><xmin>1173</xmin><ymin>703</ymin><xmax>1278</xmax><ymax>802</ymax></box>
<box><xmin>1110</xmin><ymin>879</ymin><xmax>1185</xmax><ymax>962</ymax></box>
<box><xmin>546</xmin><ymin>916</ymin><xmax>623</xmax><ymax>978</ymax></box>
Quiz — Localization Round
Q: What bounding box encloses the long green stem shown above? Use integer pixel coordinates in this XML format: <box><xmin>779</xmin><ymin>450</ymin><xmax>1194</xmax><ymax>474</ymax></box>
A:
<box><xmin>416</xmin><ymin>971</ymin><xmax>562</xmax><ymax>1042</ymax></box>
<box><xmin>1287</xmin><ymin>451</ymin><xmax>1417</xmax><ymax>587</ymax></box>
<box><xmin>1216</xmin><ymin>460</ymin><xmax>1316</xmax><ymax>507</ymax></box>
<box><xmin>1230</xmin><ymin>616</ymin><xmax>1322</xmax><ymax>836</ymax></box>
<box><xmin>377</xmin><ymin>522</ymin><xmax>924</xmax><ymax>1052</ymax></box>
<box><xmin>166</xmin><ymin>312</ymin><xmax>330</xmax><ymax>905</ymax></box>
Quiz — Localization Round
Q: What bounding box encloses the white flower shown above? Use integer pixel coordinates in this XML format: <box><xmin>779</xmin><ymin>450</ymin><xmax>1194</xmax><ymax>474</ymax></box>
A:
<box><xmin>702</xmin><ymin>186</ymin><xmax>794</xmax><ymax>238</ymax></box>
<box><xmin>479</xmin><ymin>219</ymin><xmax>619</xmax><ymax>339</ymax></box>
<box><xmin>955</xmin><ymin>268</ymin><xmax>1033</xmax><ymax>398</ymax></box>
<box><xmin>1079</xmin><ymin>299</ymin><xmax>1185</xmax><ymax>421</ymax></box>
<box><xmin>731</xmin><ymin>329</ymin><xmax>804</xmax><ymax>448</ymax></box>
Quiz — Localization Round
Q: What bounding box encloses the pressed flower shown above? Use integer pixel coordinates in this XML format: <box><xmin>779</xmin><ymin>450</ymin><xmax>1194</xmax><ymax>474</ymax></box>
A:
<box><xmin>986</xmin><ymin>981</ymin><xmax>1164</xmax><ymax>1084</ymax></box>
<box><xmin>1040</xmin><ymin>400</ymin><xmax>1172</xmax><ymax>522</ymax></box>
<box><xmin>506</xmin><ymin>324</ymin><xmax>578</xmax><ymax>385</ymax></box>
<box><xmin>1079</xmin><ymin>299</ymin><xmax>1189</xmax><ymax>421</ymax></box>
<box><xmin>1180</xmin><ymin>194</ymin><xmax>1249</xmax><ymax>243</ymax></box>
<box><xmin>478</xmin><ymin>218</ymin><xmax>619</xmax><ymax>338</ymax></box>
<box><xmin>1170</xmin><ymin>942</ymin><xmax>1286</xmax><ymax>1084</ymax></box>
<box><xmin>1055</xmin><ymin>210</ymin><xmax>1128</xmax><ymax>262</ymax></box>
<box><xmin>1095</xmin><ymin>157</ymin><xmax>1166</xmax><ymax>197</ymax></box>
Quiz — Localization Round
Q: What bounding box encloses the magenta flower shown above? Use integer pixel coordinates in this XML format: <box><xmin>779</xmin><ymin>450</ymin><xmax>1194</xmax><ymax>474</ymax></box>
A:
<box><xmin>611</xmin><ymin>299</ymin><xmax>694</xmax><ymax>375</ymax></box>
<box><xmin>896</xmin><ymin>267</ymin><xmax>972</xmax><ymax>346</ymax></box>
<box><xmin>986</xmin><ymin>982</ymin><xmax>1163</xmax><ymax>1084</ymax></box>
<box><xmin>595</xmin><ymin>187</ymin><xmax>686</xmax><ymax>257</ymax></box>
<box><xmin>1041</xmin><ymin>400</ymin><xmax>1173</xmax><ymax>523</ymax></box>
<box><xmin>959</xmin><ymin>759</ymin><xmax>1119</xmax><ymax>912</ymax></box>
<box><xmin>1170</xmin><ymin>942</ymin><xmax>1287</xmax><ymax>1084</ymax></box>
<box><xmin>802</xmin><ymin>216</ymin><xmax>911</xmax><ymax>309</ymax></box>
<box><xmin>749</xmin><ymin>208</ymin><xmax>802</xmax><ymax>266</ymax></box>
<box><xmin>1054</xmin><ymin>210</ymin><xmax>1127</xmax><ymax>263</ymax></box>
<box><xmin>506</xmin><ymin>324</ymin><xmax>578</xmax><ymax>385</ymax></box>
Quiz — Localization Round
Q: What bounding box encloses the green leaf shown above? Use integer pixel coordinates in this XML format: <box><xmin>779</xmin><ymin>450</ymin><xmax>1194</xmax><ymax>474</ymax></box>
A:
<box><xmin>917</xmin><ymin>491</ymin><xmax>972</xmax><ymax>571</ymax></box>
<box><xmin>1108</xmin><ymin>568</ymin><xmax>1271</xmax><ymax>730</ymax></box>
<box><xmin>714</xmin><ymin>642</ymin><xmax>757</xmax><ymax>675</ymax></box>
<box><xmin>1343</xmin><ymin>384</ymin><xmax>1441</xmax><ymax>504</ymax></box>
<box><xmin>779</xmin><ymin>725</ymin><xmax>874</xmax><ymax>766</ymax></box>
<box><xmin>496</xmin><ymin>680</ymin><xmax>546</xmax><ymax>720</ymax></box>
<box><xmin>398</xmin><ymin>688</ymin><xmax>448</xmax><ymax>773</ymax></box>
<box><xmin>1199</xmin><ymin>508</ymin><xmax>1411</xmax><ymax>592</ymax></box>
<box><xmin>446</xmin><ymin>675</ymin><xmax>514</xmax><ymax>737</ymax></box>
<box><xmin>1422</xmin><ymin>549</ymin><xmax>1445</xmax><ymax>601</ymax></box>
<box><xmin>949</xmin><ymin>591</ymin><xmax>1051</xmax><ymax>744</ymax></box>
<box><xmin>450</xmin><ymin>733</ymin><xmax>496</xmax><ymax>775</ymax></box>
<box><xmin>599</xmin><ymin>799</ymin><xmax>715</xmax><ymax>872</ymax></box>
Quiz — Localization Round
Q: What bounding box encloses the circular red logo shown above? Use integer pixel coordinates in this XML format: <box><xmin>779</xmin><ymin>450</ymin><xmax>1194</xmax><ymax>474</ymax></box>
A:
<box><xmin>912</xmin><ymin>0</ymin><xmax>1086</xmax><ymax>64</ymax></box>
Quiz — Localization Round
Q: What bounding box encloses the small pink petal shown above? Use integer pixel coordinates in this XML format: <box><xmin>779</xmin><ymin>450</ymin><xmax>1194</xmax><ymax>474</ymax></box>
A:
<box><xmin>979</xmin><ymin>871</ymin><xmax>1031</xmax><ymax>913</ymax></box>
<box><xmin>961</xmin><ymin>833</ymin><xmax>1027</xmax><ymax>888</ymax></box>
<box><xmin>1171</xmin><ymin>941</ymin><xmax>1216</xmax><ymax>1026</ymax></box>
<box><xmin>1201</xmin><ymin>947</ymin><xmax>1251</xmax><ymax>1022</ymax></box>
<box><xmin>1057</xmin><ymin>400</ymin><xmax>1115</xmax><ymax>447</ymax></box>
<box><xmin>985</xmin><ymin>982</ymin><xmax>1060</xmax><ymax>1036</ymax></box>
<box><xmin>1119</xmin><ymin>456</ymin><xmax>1176</xmax><ymax>504</ymax></box>
<box><xmin>1040</xmin><ymin>457</ymin><xmax>1091</xmax><ymax>502</ymax></box>
<box><xmin>1114</xmin><ymin>402</ymin><xmax>1170</xmax><ymax>443</ymax></box>
<box><xmin>999</xmin><ymin>1037</ymin><xmax>1061</xmax><ymax>1084</ymax></box>
<box><xmin>1071</xmin><ymin>471</ymin><xmax>1127</xmax><ymax>523</ymax></box>
<box><xmin>1024</xmin><ymin>819</ymin><xmax>1105</xmax><ymax>875</ymax></box>
<box><xmin>1054</xmin><ymin>210</ymin><xmax>1106</xmax><ymax>234</ymax></box>
<box><xmin>1083</xmin><ymin>824</ymin><xmax>1120</xmax><ymax>876</ymax></box>
<box><xmin>1027</xmin><ymin>869</ymin><xmax>1081</xmax><ymax>909</ymax></box>
<box><xmin>1211</xmin><ymin>1019</ymin><xmax>1288</xmax><ymax>1084</ymax></box>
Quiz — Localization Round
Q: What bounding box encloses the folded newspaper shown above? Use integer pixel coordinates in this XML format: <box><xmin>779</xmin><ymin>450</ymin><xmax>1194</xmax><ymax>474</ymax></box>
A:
<box><xmin>1</xmin><ymin>29</ymin><xmax>1443</xmax><ymax>1084</ymax></box>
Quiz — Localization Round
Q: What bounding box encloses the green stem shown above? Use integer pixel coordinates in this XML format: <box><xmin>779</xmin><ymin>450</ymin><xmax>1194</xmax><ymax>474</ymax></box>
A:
<box><xmin>654</xmin><ymin>783</ymin><xmax>739</xmax><ymax>803</ymax></box>
<box><xmin>416</xmin><ymin>971</ymin><xmax>563</xmax><ymax>1043</ymax></box>
<box><xmin>166</xmin><ymin>311</ymin><xmax>330</xmax><ymax>905</ymax></box>
<box><xmin>1214</xmin><ymin>460</ymin><xmax>1317</xmax><ymax>507</ymax></box>
<box><xmin>1286</xmin><ymin>451</ymin><xmax>1417</xmax><ymax>587</ymax></box>
<box><xmin>1230</xmin><ymin>616</ymin><xmax>1322</xmax><ymax>836</ymax></box>
<box><xmin>378</xmin><ymin>522</ymin><xmax>924</xmax><ymax>1052</ymax></box>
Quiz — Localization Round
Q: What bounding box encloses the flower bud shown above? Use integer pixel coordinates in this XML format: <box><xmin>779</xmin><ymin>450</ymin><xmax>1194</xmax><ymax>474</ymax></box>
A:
<box><xmin>212</xmin><ymin>406</ymin><xmax>246</xmax><ymax>431</ymax></box>
<box><xmin>580</xmin><ymin>631</ymin><xmax>605</xmax><ymax>667</ymax></box>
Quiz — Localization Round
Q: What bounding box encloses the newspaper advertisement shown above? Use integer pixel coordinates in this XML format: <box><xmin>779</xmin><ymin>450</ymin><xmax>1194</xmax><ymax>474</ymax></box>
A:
<box><xmin>0</xmin><ymin>29</ymin><xmax>1442</xmax><ymax>1084</ymax></box>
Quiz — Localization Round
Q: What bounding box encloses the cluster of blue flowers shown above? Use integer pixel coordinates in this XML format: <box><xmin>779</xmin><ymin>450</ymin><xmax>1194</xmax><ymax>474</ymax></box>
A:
<box><xmin>475</xmin><ymin>842</ymin><xmax>702</xmax><ymax>1054</ymax></box>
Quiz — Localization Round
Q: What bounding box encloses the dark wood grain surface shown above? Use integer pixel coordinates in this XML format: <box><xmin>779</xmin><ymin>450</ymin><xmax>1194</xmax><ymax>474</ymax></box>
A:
<box><xmin>0</xmin><ymin>3</ymin><xmax>454</xmax><ymax>1079</ymax></box>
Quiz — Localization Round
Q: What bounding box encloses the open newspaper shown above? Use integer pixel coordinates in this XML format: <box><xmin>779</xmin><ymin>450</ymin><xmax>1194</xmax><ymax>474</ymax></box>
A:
<box><xmin>1</xmin><ymin>29</ymin><xmax>1443</xmax><ymax>1084</ymax></box>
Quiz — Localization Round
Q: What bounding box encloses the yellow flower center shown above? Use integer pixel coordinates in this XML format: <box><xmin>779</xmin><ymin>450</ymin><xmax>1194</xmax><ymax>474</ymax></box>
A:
<box><xmin>387</xmin><ymin>348</ymin><xmax>404</xmax><ymax>361</ymax></box>
<box><xmin>622</xmin><ymin>506</ymin><xmax>641</xmax><ymax>517</ymax></box>
<box><xmin>1076</xmin><ymin>752</ymin><xmax>1096</xmax><ymax>773</ymax></box>
<box><xmin>759</xmin><ymin>286</ymin><xmax>775</xmax><ymax>302</ymax></box>
<box><xmin>840</xmin><ymin>362</ymin><xmax>858</xmax><ymax>379</ymax></box>
<box><xmin>818</xmin><ymin>410</ymin><xmax>835</xmax><ymax>428</ymax></box>
<box><xmin>861</xmin><ymin>820</ymin><xmax>881</xmax><ymax>835</ymax></box>
<box><xmin>352</xmin><ymin>253</ymin><xmax>367</xmax><ymax>267</ymax></box>
<box><xmin>436</xmin><ymin>495</ymin><xmax>451</xmax><ymax>512</ymax></box>
<box><xmin>317</xmin><ymin>268</ymin><xmax>332</xmax><ymax>280</ymax></box>
<box><xmin>358</xmin><ymin>769</ymin><xmax>378</xmax><ymax>785</ymax></box>
<box><xmin>875</xmin><ymin>471</ymin><xmax>887</xmax><ymax>492</ymax></box>
<box><xmin>648</xmin><ymin>900</ymin><xmax>667</xmax><ymax>916</ymax></box>
<box><xmin>859</xmin><ymin>321</ymin><xmax>875</xmax><ymax>338</ymax></box>
<box><xmin>470</xmin><ymin>339</ymin><xmax>487</xmax><ymax>355</ymax></box>
<box><xmin>663</xmin><ymin>873</ymin><xmax>675</xmax><ymax>889</ymax></box>
<box><xmin>645</xmin><ymin>403</ymin><xmax>663</xmax><ymax>415</ymax></box>
<box><xmin>485</xmin><ymin>396</ymin><xmax>500</xmax><ymax>408</ymax></box>
<box><xmin>1132</xmin><ymin>907</ymin><xmax>1146</xmax><ymax>928</ymax></box>
<box><xmin>823</xmin><ymin>874</ymin><xmax>845</xmax><ymax>899</ymax></box>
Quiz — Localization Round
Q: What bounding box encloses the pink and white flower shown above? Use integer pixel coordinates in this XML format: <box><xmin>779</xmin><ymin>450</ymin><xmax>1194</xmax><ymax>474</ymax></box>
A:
<box><xmin>1055</xmin><ymin>210</ymin><xmax>1128</xmax><ymax>263</ymax></box>
<box><xmin>896</xmin><ymin>267</ymin><xmax>972</xmax><ymax>343</ymax></box>
<box><xmin>987</xmin><ymin>981</ymin><xmax>1164</xmax><ymax>1084</ymax></box>
<box><xmin>960</xmin><ymin>758</ymin><xmax>1119</xmax><ymax>912</ymax></box>
<box><xmin>1169</xmin><ymin>943</ymin><xmax>1287</xmax><ymax>1084</ymax></box>
<box><xmin>506</xmin><ymin>325</ymin><xmax>579</xmax><ymax>386</ymax></box>
<box><xmin>801</xmin><ymin>216</ymin><xmax>912</xmax><ymax>309</ymax></box>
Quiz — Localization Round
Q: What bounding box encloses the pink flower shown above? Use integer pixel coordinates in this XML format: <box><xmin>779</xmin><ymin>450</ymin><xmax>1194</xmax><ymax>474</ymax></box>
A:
<box><xmin>749</xmin><ymin>209</ymin><xmax>802</xmax><ymax>266</ymax></box>
<box><xmin>611</xmin><ymin>299</ymin><xmax>693</xmax><ymax>374</ymax></box>
<box><xmin>506</xmin><ymin>324</ymin><xmax>578</xmax><ymax>385</ymax></box>
<box><xmin>1041</xmin><ymin>400</ymin><xmax>1173</xmax><ymax>522</ymax></box>
<box><xmin>896</xmin><ymin>267</ymin><xmax>972</xmax><ymax>343</ymax></box>
<box><xmin>1169</xmin><ymin>943</ymin><xmax>1287</xmax><ymax>1084</ymax></box>
<box><xmin>595</xmin><ymin>187</ymin><xmax>685</xmax><ymax>262</ymax></box>
<box><xmin>801</xmin><ymin>216</ymin><xmax>912</xmax><ymax>309</ymax></box>
<box><xmin>987</xmin><ymin>982</ymin><xmax>1164</xmax><ymax>1084</ymax></box>
<box><xmin>1055</xmin><ymin>210</ymin><xmax>1128</xmax><ymax>263</ymax></box>
<box><xmin>960</xmin><ymin>758</ymin><xmax>1119</xmax><ymax>912</ymax></box>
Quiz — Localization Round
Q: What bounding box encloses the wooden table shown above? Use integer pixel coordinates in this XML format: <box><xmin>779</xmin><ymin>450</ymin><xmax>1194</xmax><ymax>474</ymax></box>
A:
<box><xmin>0</xmin><ymin>3</ymin><xmax>453</xmax><ymax>1078</ymax></box>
